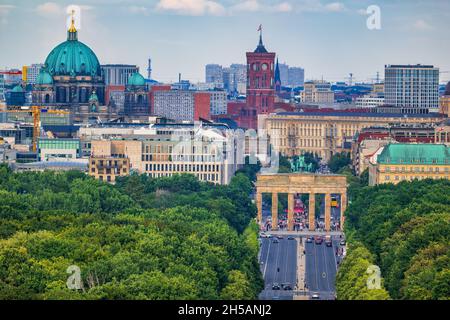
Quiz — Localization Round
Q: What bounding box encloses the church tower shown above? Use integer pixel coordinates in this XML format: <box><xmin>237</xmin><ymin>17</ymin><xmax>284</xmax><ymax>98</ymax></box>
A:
<box><xmin>246</xmin><ymin>28</ymin><xmax>276</xmax><ymax>115</ymax></box>
<box><xmin>274</xmin><ymin>57</ymin><xmax>281</xmax><ymax>92</ymax></box>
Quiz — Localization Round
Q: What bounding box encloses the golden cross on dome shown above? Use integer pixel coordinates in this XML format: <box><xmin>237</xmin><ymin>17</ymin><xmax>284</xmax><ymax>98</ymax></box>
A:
<box><xmin>68</xmin><ymin>9</ymin><xmax>76</xmax><ymax>32</ymax></box>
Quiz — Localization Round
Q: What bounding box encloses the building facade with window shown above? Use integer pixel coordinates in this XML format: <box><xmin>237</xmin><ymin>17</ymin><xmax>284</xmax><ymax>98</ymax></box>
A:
<box><xmin>87</xmin><ymin>123</ymin><xmax>240</xmax><ymax>185</ymax></box>
<box><xmin>37</xmin><ymin>138</ymin><xmax>81</xmax><ymax>161</ymax></box>
<box><xmin>384</xmin><ymin>64</ymin><xmax>439</xmax><ymax>112</ymax></box>
<box><xmin>369</xmin><ymin>143</ymin><xmax>450</xmax><ymax>185</ymax></box>
<box><xmin>259</xmin><ymin>111</ymin><xmax>444</xmax><ymax>161</ymax></box>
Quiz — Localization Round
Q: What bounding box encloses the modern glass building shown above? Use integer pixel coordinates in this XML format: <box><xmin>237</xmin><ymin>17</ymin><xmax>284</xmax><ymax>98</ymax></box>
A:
<box><xmin>37</xmin><ymin>138</ymin><xmax>81</xmax><ymax>161</ymax></box>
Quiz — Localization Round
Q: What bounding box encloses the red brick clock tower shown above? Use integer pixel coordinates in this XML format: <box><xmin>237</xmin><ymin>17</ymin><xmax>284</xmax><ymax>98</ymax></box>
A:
<box><xmin>243</xmin><ymin>27</ymin><xmax>276</xmax><ymax>129</ymax></box>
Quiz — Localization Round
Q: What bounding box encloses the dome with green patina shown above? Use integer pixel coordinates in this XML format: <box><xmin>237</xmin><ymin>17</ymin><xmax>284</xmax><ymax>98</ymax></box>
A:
<box><xmin>43</xmin><ymin>21</ymin><xmax>101</xmax><ymax>77</ymax></box>
<box><xmin>36</xmin><ymin>70</ymin><xmax>53</xmax><ymax>85</ymax></box>
<box><xmin>128</xmin><ymin>73</ymin><xmax>146</xmax><ymax>86</ymax></box>
<box><xmin>12</xmin><ymin>85</ymin><xmax>24</xmax><ymax>92</ymax></box>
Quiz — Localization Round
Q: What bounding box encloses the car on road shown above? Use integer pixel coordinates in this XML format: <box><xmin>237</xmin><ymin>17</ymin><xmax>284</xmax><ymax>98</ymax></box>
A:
<box><xmin>272</xmin><ymin>283</ymin><xmax>281</xmax><ymax>290</ymax></box>
<box><xmin>281</xmin><ymin>283</ymin><xmax>292</xmax><ymax>290</ymax></box>
<box><xmin>325</xmin><ymin>235</ymin><xmax>332</xmax><ymax>247</ymax></box>
<box><xmin>272</xmin><ymin>238</ymin><xmax>279</xmax><ymax>244</ymax></box>
<box><xmin>311</xmin><ymin>293</ymin><xmax>320</xmax><ymax>300</ymax></box>
<box><xmin>266</xmin><ymin>234</ymin><xmax>273</xmax><ymax>238</ymax></box>
<box><xmin>276</xmin><ymin>235</ymin><xmax>283</xmax><ymax>239</ymax></box>
<box><xmin>306</xmin><ymin>237</ymin><xmax>313</xmax><ymax>243</ymax></box>
<box><xmin>314</xmin><ymin>236</ymin><xmax>323</xmax><ymax>245</ymax></box>
<box><xmin>340</xmin><ymin>239</ymin><xmax>346</xmax><ymax>246</ymax></box>
<box><xmin>287</xmin><ymin>236</ymin><xmax>295</xmax><ymax>240</ymax></box>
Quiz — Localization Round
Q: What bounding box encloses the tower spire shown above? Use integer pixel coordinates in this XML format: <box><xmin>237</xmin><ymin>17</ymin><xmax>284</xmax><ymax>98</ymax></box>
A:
<box><xmin>254</xmin><ymin>24</ymin><xmax>268</xmax><ymax>53</ymax></box>
<box><xmin>67</xmin><ymin>9</ymin><xmax>78</xmax><ymax>41</ymax></box>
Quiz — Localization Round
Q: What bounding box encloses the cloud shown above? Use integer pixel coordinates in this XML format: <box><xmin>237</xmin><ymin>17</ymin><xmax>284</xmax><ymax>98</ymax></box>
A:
<box><xmin>275</xmin><ymin>2</ymin><xmax>293</xmax><ymax>13</ymax></box>
<box><xmin>0</xmin><ymin>4</ymin><xmax>15</xmax><ymax>25</ymax></box>
<box><xmin>231</xmin><ymin>0</ymin><xmax>261</xmax><ymax>12</ymax></box>
<box><xmin>294</xmin><ymin>0</ymin><xmax>346</xmax><ymax>13</ymax></box>
<box><xmin>156</xmin><ymin>0</ymin><xmax>226</xmax><ymax>16</ymax></box>
<box><xmin>36</xmin><ymin>2</ymin><xmax>62</xmax><ymax>16</ymax></box>
<box><xmin>413</xmin><ymin>19</ymin><xmax>433</xmax><ymax>31</ymax></box>
<box><xmin>128</xmin><ymin>6</ymin><xmax>149</xmax><ymax>15</ymax></box>
<box><xmin>324</xmin><ymin>2</ymin><xmax>346</xmax><ymax>12</ymax></box>
<box><xmin>230</xmin><ymin>0</ymin><xmax>293</xmax><ymax>13</ymax></box>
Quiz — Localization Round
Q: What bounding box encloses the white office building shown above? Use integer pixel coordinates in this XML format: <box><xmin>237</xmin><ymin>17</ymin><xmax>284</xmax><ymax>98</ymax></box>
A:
<box><xmin>355</xmin><ymin>96</ymin><xmax>385</xmax><ymax>108</ymax></box>
<box><xmin>385</xmin><ymin>64</ymin><xmax>439</xmax><ymax>111</ymax></box>
<box><xmin>26</xmin><ymin>64</ymin><xmax>44</xmax><ymax>84</ymax></box>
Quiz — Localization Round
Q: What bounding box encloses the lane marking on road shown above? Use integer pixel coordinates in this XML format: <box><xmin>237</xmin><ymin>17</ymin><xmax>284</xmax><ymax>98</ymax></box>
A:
<box><xmin>283</xmin><ymin>238</ymin><xmax>292</xmax><ymax>284</ymax></box>
<box><xmin>274</xmin><ymin>238</ymin><xmax>281</xmax><ymax>284</ymax></box>
<box><xmin>332</xmin><ymin>239</ymin><xmax>338</xmax><ymax>272</ymax></box>
<box><xmin>313</xmin><ymin>243</ymin><xmax>319</xmax><ymax>291</ymax></box>
<box><xmin>321</xmin><ymin>242</ymin><xmax>332</xmax><ymax>293</ymax></box>
<box><xmin>263</xmin><ymin>238</ymin><xmax>271</xmax><ymax>280</ymax></box>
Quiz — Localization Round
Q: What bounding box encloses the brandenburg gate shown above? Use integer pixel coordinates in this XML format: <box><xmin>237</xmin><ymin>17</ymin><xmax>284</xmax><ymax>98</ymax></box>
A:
<box><xmin>255</xmin><ymin>173</ymin><xmax>348</xmax><ymax>232</ymax></box>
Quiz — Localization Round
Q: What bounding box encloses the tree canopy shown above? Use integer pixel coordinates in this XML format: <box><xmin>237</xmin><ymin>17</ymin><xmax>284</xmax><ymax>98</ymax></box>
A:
<box><xmin>0</xmin><ymin>165</ymin><xmax>263</xmax><ymax>300</ymax></box>
<box><xmin>338</xmin><ymin>179</ymin><xmax>450</xmax><ymax>300</ymax></box>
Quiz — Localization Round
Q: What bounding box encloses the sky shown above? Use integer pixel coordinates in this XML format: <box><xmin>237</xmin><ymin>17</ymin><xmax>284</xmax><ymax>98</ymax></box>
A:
<box><xmin>1</xmin><ymin>0</ymin><xmax>450</xmax><ymax>84</ymax></box>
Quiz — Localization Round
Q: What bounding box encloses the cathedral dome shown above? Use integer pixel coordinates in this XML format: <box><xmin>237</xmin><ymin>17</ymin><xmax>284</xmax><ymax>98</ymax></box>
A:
<box><xmin>43</xmin><ymin>17</ymin><xmax>101</xmax><ymax>77</ymax></box>
<box><xmin>36</xmin><ymin>70</ymin><xmax>53</xmax><ymax>85</ymax></box>
<box><xmin>128</xmin><ymin>73</ymin><xmax>146</xmax><ymax>86</ymax></box>
<box><xmin>12</xmin><ymin>85</ymin><xmax>24</xmax><ymax>92</ymax></box>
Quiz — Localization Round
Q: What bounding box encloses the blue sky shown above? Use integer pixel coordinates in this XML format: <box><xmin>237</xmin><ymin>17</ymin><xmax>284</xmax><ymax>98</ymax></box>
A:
<box><xmin>1</xmin><ymin>0</ymin><xmax>449</xmax><ymax>83</ymax></box>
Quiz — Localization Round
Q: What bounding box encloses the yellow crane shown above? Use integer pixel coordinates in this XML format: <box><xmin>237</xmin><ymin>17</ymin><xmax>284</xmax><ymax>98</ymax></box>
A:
<box><xmin>6</xmin><ymin>106</ymin><xmax>70</xmax><ymax>152</ymax></box>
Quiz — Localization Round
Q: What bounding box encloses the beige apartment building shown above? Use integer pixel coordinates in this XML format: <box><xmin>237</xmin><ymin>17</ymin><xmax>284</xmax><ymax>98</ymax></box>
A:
<box><xmin>301</xmin><ymin>81</ymin><xmax>334</xmax><ymax>104</ymax></box>
<box><xmin>89</xmin><ymin>156</ymin><xmax>130</xmax><ymax>183</ymax></box>
<box><xmin>259</xmin><ymin>111</ymin><xmax>444</xmax><ymax>161</ymax></box>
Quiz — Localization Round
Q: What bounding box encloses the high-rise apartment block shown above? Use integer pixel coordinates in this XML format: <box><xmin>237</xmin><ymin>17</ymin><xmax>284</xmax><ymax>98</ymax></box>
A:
<box><xmin>152</xmin><ymin>90</ymin><xmax>210</xmax><ymax>122</ymax></box>
<box><xmin>385</xmin><ymin>64</ymin><xmax>439</xmax><ymax>111</ymax></box>
<box><xmin>25</xmin><ymin>64</ymin><xmax>44</xmax><ymax>85</ymax></box>
<box><xmin>102</xmin><ymin>64</ymin><xmax>140</xmax><ymax>86</ymax></box>
<box><xmin>288</xmin><ymin>67</ymin><xmax>305</xmax><ymax>87</ymax></box>
<box><xmin>205</xmin><ymin>64</ymin><xmax>224</xmax><ymax>89</ymax></box>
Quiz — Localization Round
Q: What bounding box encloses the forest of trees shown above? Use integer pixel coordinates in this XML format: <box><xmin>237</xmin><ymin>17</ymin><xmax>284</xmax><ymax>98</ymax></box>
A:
<box><xmin>0</xmin><ymin>165</ymin><xmax>263</xmax><ymax>300</ymax></box>
<box><xmin>337</xmin><ymin>179</ymin><xmax>450</xmax><ymax>300</ymax></box>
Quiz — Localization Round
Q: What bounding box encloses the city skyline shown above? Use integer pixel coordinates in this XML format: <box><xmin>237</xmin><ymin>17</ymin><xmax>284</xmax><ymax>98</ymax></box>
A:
<box><xmin>1</xmin><ymin>0</ymin><xmax>450</xmax><ymax>84</ymax></box>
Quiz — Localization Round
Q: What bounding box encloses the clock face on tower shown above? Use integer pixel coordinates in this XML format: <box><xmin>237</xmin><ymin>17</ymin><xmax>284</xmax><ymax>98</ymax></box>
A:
<box><xmin>261</xmin><ymin>63</ymin><xmax>268</xmax><ymax>71</ymax></box>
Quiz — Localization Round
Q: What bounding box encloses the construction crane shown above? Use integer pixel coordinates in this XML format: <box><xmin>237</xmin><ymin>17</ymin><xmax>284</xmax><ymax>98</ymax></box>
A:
<box><xmin>6</xmin><ymin>106</ymin><xmax>70</xmax><ymax>152</ymax></box>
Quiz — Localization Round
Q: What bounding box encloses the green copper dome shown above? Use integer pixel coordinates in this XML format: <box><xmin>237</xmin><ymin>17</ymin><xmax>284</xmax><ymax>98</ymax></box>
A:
<box><xmin>36</xmin><ymin>70</ymin><xmax>53</xmax><ymax>85</ymax></box>
<box><xmin>128</xmin><ymin>73</ymin><xmax>146</xmax><ymax>86</ymax></box>
<box><xmin>12</xmin><ymin>85</ymin><xmax>24</xmax><ymax>92</ymax></box>
<box><xmin>43</xmin><ymin>26</ymin><xmax>101</xmax><ymax>77</ymax></box>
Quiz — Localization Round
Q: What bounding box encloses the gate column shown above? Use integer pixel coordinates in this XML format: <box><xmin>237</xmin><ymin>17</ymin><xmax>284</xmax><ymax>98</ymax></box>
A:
<box><xmin>271</xmin><ymin>192</ymin><xmax>278</xmax><ymax>231</ymax></box>
<box><xmin>256</xmin><ymin>191</ymin><xmax>262</xmax><ymax>227</ymax></box>
<box><xmin>288</xmin><ymin>193</ymin><xmax>294</xmax><ymax>231</ymax></box>
<box><xmin>325</xmin><ymin>193</ymin><xmax>331</xmax><ymax>231</ymax></box>
<box><xmin>308</xmin><ymin>193</ymin><xmax>315</xmax><ymax>231</ymax></box>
